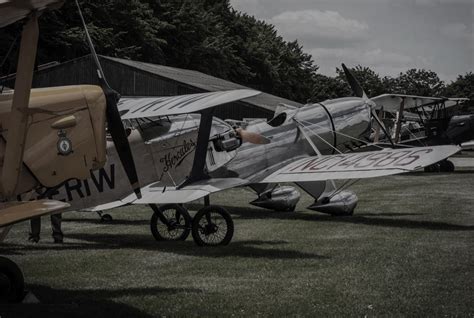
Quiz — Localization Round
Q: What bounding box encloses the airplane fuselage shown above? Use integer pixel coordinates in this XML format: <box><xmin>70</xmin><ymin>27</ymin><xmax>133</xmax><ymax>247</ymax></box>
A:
<box><xmin>17</xmin><ymin>97</ymin><xmax>372</xmax><ymax>212</ymax></box>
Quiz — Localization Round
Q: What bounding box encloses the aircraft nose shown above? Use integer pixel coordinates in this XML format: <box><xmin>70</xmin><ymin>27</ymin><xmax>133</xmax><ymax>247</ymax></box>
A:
<box><xmin>446</xmin><ymin>115</ymin><xmax>474</xmax><ymax>144</ymax></box>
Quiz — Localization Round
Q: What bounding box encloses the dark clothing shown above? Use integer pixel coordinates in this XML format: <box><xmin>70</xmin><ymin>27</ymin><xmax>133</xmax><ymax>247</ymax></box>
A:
<box><xmin>29</xmin><ymin>213</ymin><xmax>63</xmax><ymax>242</ymax></box>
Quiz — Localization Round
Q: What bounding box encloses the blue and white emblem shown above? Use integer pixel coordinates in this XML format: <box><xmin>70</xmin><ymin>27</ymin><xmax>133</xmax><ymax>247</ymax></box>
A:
<box><xmin>57</xmin><ymin>130</ymin><xmax>73</xmax><ymax>156</ymax></box>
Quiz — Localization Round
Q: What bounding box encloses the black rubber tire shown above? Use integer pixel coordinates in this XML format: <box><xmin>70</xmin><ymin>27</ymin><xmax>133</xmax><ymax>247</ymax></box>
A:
<box><xmin>0</xmin><ymin>257</ymin><xmax>24</xmax><ymax>304</ymax></box>
<box><xmin>440</xmin><ymin>160</ymin><xmax>455</xmax><ymax>172</ymax></box>
<box><xmin>191</xmin><ymin>206</ymin><xmax>234</xmax><ymax>246</ymax></box>
<box><xmin>424</xmin><ymin>163</ymin><xmax>440</xmax><ymax>173</ymax></box>
<box><xmin>446</xmin><ymin>160</ymin><xmax>455</xmax><ymax>172</ymax></box>
<box><xmin>100</xmin><ymin>214</ymin><xmax>113</xmax><ymax>222</ymax></box>
<box><xmin>150</xmin><ymin>204</ymin><xmax>191</xmax><ymax>241</ymax></box>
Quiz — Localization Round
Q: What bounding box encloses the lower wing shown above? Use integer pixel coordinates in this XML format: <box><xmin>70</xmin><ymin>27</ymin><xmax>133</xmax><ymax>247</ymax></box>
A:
<box><xmin>261</xmin><ymin>145</ymin><xmax>460</xmax><ymax>183</ymax></box>
<box><xmin>0</xmin><ymin>200</ymin><xmax>70</xmax><ymax>227</ymax></box>
<box><xmin>118</xmin><ymin>178</ymin><xmax>248</xmax><ymax>205</ymax></box>
<box><xmin>84</xmin><ymin>145</ymin><xmax>458</xmax><ymax>208</ymax></box>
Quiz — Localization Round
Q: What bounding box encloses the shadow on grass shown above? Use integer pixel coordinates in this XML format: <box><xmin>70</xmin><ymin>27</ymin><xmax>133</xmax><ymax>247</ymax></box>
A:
<box><xmin>1</xmin><ymin>234</ymin><xmax>327</xmax><ymax>260</ymax></box>
<box><xmin>223</xmin><ymin>205</ymin><xmax>474</xmax><ymax>231</ymax></box>
<box><xmin>63</xmin><ymin>217</ymin><xmax>150</xmax><ymax>226</ymax></box>
<box><xmin>0</xmin><ymin>284</ymin><xmax>199</xmax><ymax>318</ymax></box>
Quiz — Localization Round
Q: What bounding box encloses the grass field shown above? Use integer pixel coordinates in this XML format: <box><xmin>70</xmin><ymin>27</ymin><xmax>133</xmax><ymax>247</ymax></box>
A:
<box><xmin>1</xmin><ymin>172</ymin><xmax>473</xmax><ymax>317</ymax></box>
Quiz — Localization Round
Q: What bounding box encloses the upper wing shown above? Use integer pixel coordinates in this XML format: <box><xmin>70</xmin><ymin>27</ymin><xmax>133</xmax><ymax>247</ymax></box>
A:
<box><xmin>119</xmin><ymin>89</ymin><xmax>260</xmax><ymax>120</ymax></box>
<box><xmin>0</xmin><ymin>0</ymin><xmax>63</xmax><ymax>28</ymax></box>
<box><xmin>0</xmin><ymin>200</ymin><xmax>69</xmax><ymax>227</ymax></box>
<box><xmin>372</xmin><ymin>94</ymin><xmax>469</xmax><ymax>112</ymax></box>
<box><xmin>261</xmin><ymin>145</ymin><xmax>460</xmax><ymax>183</ymax></box>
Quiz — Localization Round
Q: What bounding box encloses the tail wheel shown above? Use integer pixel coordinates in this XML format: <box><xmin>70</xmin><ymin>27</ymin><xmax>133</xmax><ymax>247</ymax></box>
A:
<box><xmin>150</xmin><ymin>204</ymin><xmax>191</xmax><ymax>241</ymax></box>
<box><xmin>0</xmin><ymin>257</ymin><xmax>24</xmax><ymax>303</ymax></box>
<box><xmin>191</xmin><ymin>206</ymin><xmax>234</xmax><ymax>246</ymax></box>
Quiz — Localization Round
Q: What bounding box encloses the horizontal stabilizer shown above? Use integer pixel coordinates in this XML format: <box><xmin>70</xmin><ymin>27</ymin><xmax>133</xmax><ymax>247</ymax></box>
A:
<box><xmin>261</xmin><ymin>146</ymin><xmax>460</xmax><ymax>183</ymax></box>
<box><xmin>0</xmin><ymin>200</ymin><xmax>69</xmax><ymax>227</ymax></box>
<box><xmin>119</xmin><ymin>89</ymin><xmax>260</xmax><ymax>119</ymax></box>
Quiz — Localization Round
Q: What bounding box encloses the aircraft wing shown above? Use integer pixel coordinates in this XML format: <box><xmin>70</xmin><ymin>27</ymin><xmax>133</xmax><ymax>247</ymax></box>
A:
<box><xmin>0</xmin><ymin>0</ymin><xmax>63</xmax><ymax>28</ymax></box>
<box><xmin>0</xmin><ymin>200</ymin><xmax>69</xmax><ymax>227</ymax></box>
<box><xmin>118</xmin><ymin>89</ymin><xmax>260</xmax><ymax>120</ymax></box>
<box><xmin>119</xmin><ymin>178</ymin><xmax>249</xmax><ymax>205</ymax></box>
<box><xmin>261</xmin><ymin>145</ymin><xmax>460</xmax><ymax>183</ymax></box>
<box><xmin>372</xmin><ymin>94</ymin><xmax>469</xmax><ymax>112</ymax></box>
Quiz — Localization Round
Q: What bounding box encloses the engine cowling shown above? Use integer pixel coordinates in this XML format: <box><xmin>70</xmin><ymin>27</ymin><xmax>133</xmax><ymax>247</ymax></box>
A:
<box><xmin>307</xmin><ymin>190</ymin><xmax>358</xmax><ymax>216</ymax></box>
<box><xmin>250</xmin><ymin>186</ymin><xmax>300</xmax><ymax>212</ymax></box>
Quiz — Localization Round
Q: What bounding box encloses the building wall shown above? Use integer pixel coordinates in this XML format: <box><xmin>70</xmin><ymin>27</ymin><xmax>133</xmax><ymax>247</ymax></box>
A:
<box><xmin>2</xmin><ymin>55</ymin><xmax>273</xmax><ymax>120</ymax></box>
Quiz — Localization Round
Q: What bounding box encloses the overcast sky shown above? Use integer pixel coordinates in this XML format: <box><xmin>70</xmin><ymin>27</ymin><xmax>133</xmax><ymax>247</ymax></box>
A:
<box><xmin>230</xmin><ymin>0</ymin><xmax>473</xmax><ymax>82</ymax></box>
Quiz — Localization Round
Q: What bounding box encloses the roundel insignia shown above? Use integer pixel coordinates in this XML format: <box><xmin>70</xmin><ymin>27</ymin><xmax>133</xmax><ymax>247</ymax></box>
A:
<box><xmin>57</xmin><ymin>131</ymin><xmax>73</xmax><ymax>156</ymax></box>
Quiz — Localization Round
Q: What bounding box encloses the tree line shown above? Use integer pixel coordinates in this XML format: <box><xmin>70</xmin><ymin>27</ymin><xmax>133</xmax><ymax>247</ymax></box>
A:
<box><xmin>0</xmin><ymin>0</ymin><xmax>472</xmax><ymax>106</ymax></box>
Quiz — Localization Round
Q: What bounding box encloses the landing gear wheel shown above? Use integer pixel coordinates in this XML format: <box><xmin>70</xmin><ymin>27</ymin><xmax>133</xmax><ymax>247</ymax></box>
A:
<box><xmin>424</xmin><ymin>163</ymin><xmax>440</xmax><ymax>173</ymax></box>
<box><xmin>439</xmin><ymin>160</ymin><xmax>455</xmax><ymax>172</ymax></box>
<box><xmin>150</xmin><ymin>204</ymin><xmax>191</xmax><ymax>241</ymax></box>
<box><xmin>100</xmin><ymin>214</ymin><xmax>113</xmax><ymax>222</ymax></box>
<box><xmin>0</xmin><ymin>257</ymin><xmax>24</xmax><ymax>304</ymax></box>
<box><xmin>191</xmin><ymin>206</ymin><xmax>234</xmax><ymax>246</ymax></box>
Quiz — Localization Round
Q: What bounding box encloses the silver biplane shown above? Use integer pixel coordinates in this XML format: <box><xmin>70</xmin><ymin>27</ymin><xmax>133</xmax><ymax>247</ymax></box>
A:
<box><xmin>17</xmin><ymin>73</ymin><xmax>460</xmax><ymax>246</ymax></box>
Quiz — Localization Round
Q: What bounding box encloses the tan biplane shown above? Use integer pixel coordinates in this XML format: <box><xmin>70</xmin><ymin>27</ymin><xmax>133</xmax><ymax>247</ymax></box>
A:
<box><xmin>0</xmin><ymin>0</ymin><xmax>142</xmax><ymax>303</ymax></box>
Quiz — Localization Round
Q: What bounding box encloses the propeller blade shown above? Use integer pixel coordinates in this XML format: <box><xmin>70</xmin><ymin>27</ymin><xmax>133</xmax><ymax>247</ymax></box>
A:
<box><xmin>341</xmin><ymin>63</ymin><xmax>368</xmax><ymax>100</ymax></box>
<box><xmin>236</xmin><ymin>128</ymin><xmax>271</xmax><ymax>145</ymax></box>
<box><xmin>371</xmin><ymin>109</ymin><xmax>395</xmax><ymax>147</ymax></box>
<box><xmin>75</xmin><ymin>0</ymin><xmax>141</xmax><ymax>198</ymax></box>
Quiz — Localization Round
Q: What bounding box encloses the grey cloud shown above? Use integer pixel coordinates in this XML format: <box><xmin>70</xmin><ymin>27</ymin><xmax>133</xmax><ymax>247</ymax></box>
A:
<box><xmin>230</xmin><ymin>0</ymin><xmax>473</xmax><ymax>82</ymax></box>
<box><xmin>268</xmin><ymin>10</ymin><xmax>369</xmax><ymax>48</ymax></box>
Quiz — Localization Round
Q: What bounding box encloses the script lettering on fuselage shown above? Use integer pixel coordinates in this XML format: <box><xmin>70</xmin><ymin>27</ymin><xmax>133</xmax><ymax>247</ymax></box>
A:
<box><xmin>286</xmin><ymin>149</ymin><xmax>433</xmax><ymax>173</ymax></box>
<box><xmin>159</xmin><ymin>139</ymin><xmax>196</xmax><ymax>174</ymax></box>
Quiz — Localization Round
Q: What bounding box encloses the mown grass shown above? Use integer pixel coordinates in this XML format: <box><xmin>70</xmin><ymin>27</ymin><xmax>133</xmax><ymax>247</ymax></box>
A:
<box><xmin>0</xmin><ymin>172</ymin><xmax>473</xmax><ymax>317</ymax></box>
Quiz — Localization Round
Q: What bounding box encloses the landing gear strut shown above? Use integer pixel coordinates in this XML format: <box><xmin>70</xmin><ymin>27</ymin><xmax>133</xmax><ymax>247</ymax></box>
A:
<box><xmin>149</xmin><ymin>196</ymin><xmax>234</xmax><ymax>246</ymax></box>
<box><xmin>0</xmin><ymin>257</ymin><xmax>24</xmax><ymax>303</ymax></box>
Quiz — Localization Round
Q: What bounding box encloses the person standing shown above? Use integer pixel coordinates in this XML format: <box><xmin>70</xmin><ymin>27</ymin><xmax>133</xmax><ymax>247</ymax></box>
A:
<box><xmin>28</xmin><ymin>213</ymin><xmax>63</xmax><ymax>243</ymax></box>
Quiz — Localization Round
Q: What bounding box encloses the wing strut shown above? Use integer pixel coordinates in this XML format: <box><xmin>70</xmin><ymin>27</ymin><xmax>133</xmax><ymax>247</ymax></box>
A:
<box><xmin>393</xmin><ymin>98</ymin><xmax>406</xmax><ymax>143</ymax></box>
<box><xmin>178</xmin><ymin>109</ymin><xmax>214</xmax><ymax>189</ymax></box>
<box><xmin>1</xmin><ymin>13</ymin><xmax>39</xmax><ymax>198</ymax></box>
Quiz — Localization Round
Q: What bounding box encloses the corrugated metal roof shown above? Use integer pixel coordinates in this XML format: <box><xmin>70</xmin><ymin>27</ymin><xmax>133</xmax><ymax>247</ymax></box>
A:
<box><xmin>101</xmin><ymin>56</ymin><xmax>303</xmax><ymax>112</ymax></box>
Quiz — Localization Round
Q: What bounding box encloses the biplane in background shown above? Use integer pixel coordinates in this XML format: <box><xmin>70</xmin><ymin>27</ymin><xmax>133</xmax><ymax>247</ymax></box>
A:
<box><xmin>368</xmin><ymin>93</ymin><xmax>471</xmax><ymax>172</ymax></box>
<box><xmin>338</xmin><ymin>64</ymin><xmax>472</xmax><ymax>172</ymax></box>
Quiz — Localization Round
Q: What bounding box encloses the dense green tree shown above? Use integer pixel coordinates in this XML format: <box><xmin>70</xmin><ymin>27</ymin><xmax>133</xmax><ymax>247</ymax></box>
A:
<box><xmin>443</xmin><ymin>73</ymin><xmax>474</xmax><ymax>99</ymax></box>
<box><xmin>0</xmin><ymin>0</ymin><xmax>469</xmax><ymax>105</ymax></box>
<box><xmin>335</xmin><ymin>65</ymin><xmax>388</xmax><ymax>97</ymax></box>
<box><xmin>443</xmin><ymin>72</ymin><xmax>474</xmax><ymax>109</ymax></box>
<box><xmin>391</xmin><ymin>69</ymin><xmax>445</xmax><ymax>96</ymax></box>
<box><xmin>1</xmin><ymin>0</ymin><xmax>319</xmax><ymax>103</ymax></box>
<box><xmin>310</xmin><ymin>74</ymin><xmax>350</xmax><ymax>102</ymax></box>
